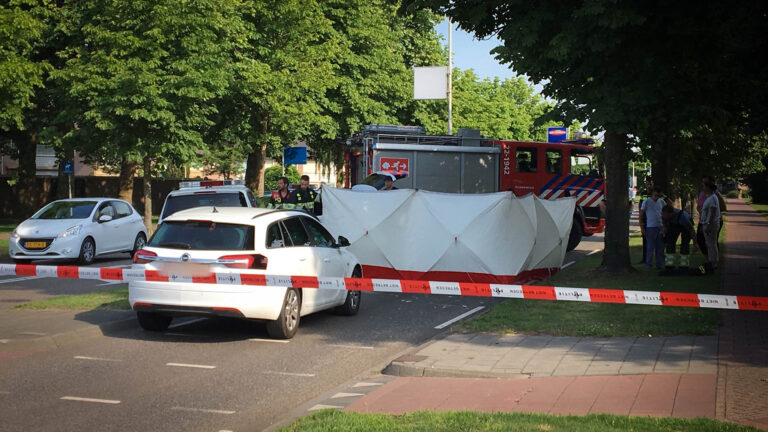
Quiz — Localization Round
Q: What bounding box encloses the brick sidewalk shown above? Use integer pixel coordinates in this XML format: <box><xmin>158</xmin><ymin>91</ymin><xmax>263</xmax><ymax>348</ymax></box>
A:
<box><xmin>715</xmin><ymin>199</ymin><xmax>768</xmax><ymax>429</ymax></box>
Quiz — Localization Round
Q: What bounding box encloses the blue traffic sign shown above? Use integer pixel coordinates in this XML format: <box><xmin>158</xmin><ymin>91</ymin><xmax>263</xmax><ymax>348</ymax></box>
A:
<box><xmin>62</xmin><ymin>161</ymin><xmax>74</xmax><ymax>174</ymax></box>
<box><xmin>283</xmin><ymin>147</ymin><xmax>307</xmax><ymax>165</ymax></box>
<box><xmin>547</xmin><ymin>127</ymin><xmax>568</xmax><ymax>143</ymax></box>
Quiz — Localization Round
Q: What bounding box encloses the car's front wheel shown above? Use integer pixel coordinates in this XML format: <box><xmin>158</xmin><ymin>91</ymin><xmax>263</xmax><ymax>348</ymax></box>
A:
<box><xmin>136</xmin><ymin>312</ymin><xmax>172</xmax><ymax>331</ymax></box>
<box><xmin>334</xmin><ymin>267</ymin><xmax>362</xmax><ymax>316</ymax></box>
<box><xmin>266</xmin><ymin>288</ymin><xmax>300</xmax><ymax>339</ymax></box>
<box><xmin>78</xmin><ymin>237</ymin><xmax>96</xmax><ymax>265</ymax></box>
<box><xmin>130</xmin><ymin>233</ymin><xmax>147</xmax><ymax>258</ymax></box>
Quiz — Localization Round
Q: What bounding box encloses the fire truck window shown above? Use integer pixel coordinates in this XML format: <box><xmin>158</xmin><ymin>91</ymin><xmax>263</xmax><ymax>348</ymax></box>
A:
<box><xmin>571</xmin><ymin>155</ymin><xmax>592</xmax><ymax>175</ymax></box>
<box><xmin>545</xmin><ymin>150</ymin><xmax>562</xmax><ymax>174</ymax></box>
<box><xmin>516</xmin><ymin>148</ymin><xmax>537</xmax><ymax>173</ymax></box>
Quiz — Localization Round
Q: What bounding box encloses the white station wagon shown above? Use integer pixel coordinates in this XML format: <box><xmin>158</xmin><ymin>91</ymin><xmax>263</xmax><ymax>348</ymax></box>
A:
<box><xmin>129</xmin><ymin>207</ymin><xmax>362</xmax><ymax>339</ymax></box>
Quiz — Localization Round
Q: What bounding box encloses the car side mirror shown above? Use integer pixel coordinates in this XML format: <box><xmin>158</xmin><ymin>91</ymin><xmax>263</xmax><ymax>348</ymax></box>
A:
<box><xmin>98</xmin><ymin>214</ymin><xmax>113</xmax><ymax>223</ymax></box>
<box><xmin>337</xmin><ymin>236</ymin><xmax>350</xmax><ymax>247</ymax></box>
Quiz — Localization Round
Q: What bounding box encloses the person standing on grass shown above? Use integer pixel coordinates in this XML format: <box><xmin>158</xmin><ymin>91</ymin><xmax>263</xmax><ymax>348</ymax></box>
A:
<box><xmin>699</xmin><ymin>180</ymin><xmax>721</xmax><ymax>274</ymax></box>
<box><xmin>640</xmin><ymin>186</ymin><xmax>666</xmax><ymax>270</ymax></box>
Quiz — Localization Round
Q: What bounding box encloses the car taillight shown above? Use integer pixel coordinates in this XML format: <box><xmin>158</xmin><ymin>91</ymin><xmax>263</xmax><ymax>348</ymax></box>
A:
<box><xmin>133</xmin><ymin>249</ymin><xmax>158</xmax><ymax>264</ymax></box>
<box><xmin>218</xmin><ymin>254</ymin><xmax>268</xmax><ymax>270</ymax></box>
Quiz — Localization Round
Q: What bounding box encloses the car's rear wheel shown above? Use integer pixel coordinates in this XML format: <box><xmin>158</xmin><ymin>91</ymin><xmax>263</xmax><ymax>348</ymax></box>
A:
<box><xmin>78</xmin><ymin>237</ymin><xmax>96</xmax><ymax>265</ymax></box>
<box><xmin>130</xmin><ymin>233</ymin><xmax>147</xmax><ymax>258</ymax></box>
<box><xmin>566</xmin><ymin>218</ymin><xmax>582</xmax><ymax>252</ymax></box>
<box><xmin>266</xmin><ymin>288</ymin><xmax>300</xmax><ymax>339</ymax></box>
<box><xmin>334</xmin><ymin>267</ymin><xmax>362</xmax><ymax>316</ymax></box>
<box><xmin>136</xmin><ymin>311</ymin><xmax>172</xmax><ymax>331</ymax></box>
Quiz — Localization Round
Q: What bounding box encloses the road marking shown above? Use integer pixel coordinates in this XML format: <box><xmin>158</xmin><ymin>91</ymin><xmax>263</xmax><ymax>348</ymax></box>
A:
<box><xmin>74</xmin><ymin>356</ymin><xmax>123</xmax><ymax>362</ymax></box>
<box><xmin>352</xmin><ymin>382</ymin><xmax>383</xmax><ymax>388</ymax></box>
<box><xmin>170</xmin><ymin>406</ymin><xmax>235</xmax><ymax>415</ymax></box>
<box><xmin>261</xmin><ymin>371</ymin><xmax>315</xmax><ymax>377</ymax></box>
<box><xmin>0</xmin><ymin>277</ymin><xmax>39</xmax><ymax>284</ymax></box>
<box><xmin>167</xmin><ymin>318</ymin><xmax>207</xmax><ymax>329</ymax></box>
<box><xmin>166</xmin><ymin>363</ymin><xmax>216</xmax><ymax>369</ymax></box>
<box><xmin>248</xmin><ymin>338</ymin><xmax>290</xmax><ymax>344</ymax></box>
<box><xmin>0</xmin><ymin>339</ymin><xmax>10</xmax><ymax>344</ymax></box>
<box><xmin>562</xmin><ymin>261</ymin><xmax>576</xmax><ymax>270</ymax></box>
<box><xmin>588</xmin><ymin>249</ymin><xmax>602</xmax><ymax>256</ymax></box>
<box><xmin>61</xmin><ymin>396</ymin><xmax>120</xmax><ymax>404</ymax></box>
<box><xmin>434</xmin><ymin>306</ymin><xmax>485</xmax><ymax>329</ymax></box>
<box><xmin>308</xmin><ymin>404</ymin><xmax>342</xmax><ymax>411</ymax></box>
<box><xmin>19</xmin><ymin>331</ymin><xmax>46</xmax><ymax>336</ymax></box>
<box><xmin>331</xmin><ymin>392</ymin><xmax>364</xmax><ymax>399</ymax></box>
<box><xmin>328</xmin><ymin>344</ymin><xmax>375</xmax><ymax>350</ymax></box>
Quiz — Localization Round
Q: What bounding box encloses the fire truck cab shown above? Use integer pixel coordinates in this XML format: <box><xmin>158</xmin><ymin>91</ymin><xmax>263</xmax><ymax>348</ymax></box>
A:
<box><xmin>345</xmin><ymin>125</ymin><xmax>605</xmax><ymax>251</ymax></box>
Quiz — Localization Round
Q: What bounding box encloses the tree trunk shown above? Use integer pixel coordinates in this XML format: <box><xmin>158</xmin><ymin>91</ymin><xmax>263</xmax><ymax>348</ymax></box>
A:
<box><xmin>600</xmin><ymin>131</ymin><xmax>632</xmax><ymax>273</ymax></box>
<box><xmin>142</xmin><ymin>156</ymin><xmax>153</xmax><ymax>233</ymax></box>
<box><xmin>15</xmin><ymin>130</ymin><xmax>39</xmax><ymax>217</ymax></box>
<box><xmin>245</xmin><ymin>142</ymin><xmax>268</xmax><ymax>196</ymax></box>
<box><xmin>118</xmin><ymin>157</ymin><xmax>138</xmax><ymax>203</ymax></box>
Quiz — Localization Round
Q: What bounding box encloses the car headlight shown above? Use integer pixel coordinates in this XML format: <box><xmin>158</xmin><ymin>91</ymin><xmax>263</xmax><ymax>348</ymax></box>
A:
<box><xmin>57</xmin><ymin>225</ymin><xmax>82</xmax><ymax>238</ymax></box>
<box><xmin>11</xmin><ymin>229</ymin><xmax>20</xmax><ymax>239</ymax></box>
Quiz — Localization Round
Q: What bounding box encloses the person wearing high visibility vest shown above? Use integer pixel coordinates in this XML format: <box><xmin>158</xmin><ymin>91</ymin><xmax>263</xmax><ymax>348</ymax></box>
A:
<box><xmin>291</xmin><ymin>175</ymin><xmax>319</xmax><ymax>214</ymax></box>
<box><xmin>268</xmin><ymin>177</ymin><xmax>295</xmax><ymax>209</ymax></box>
<box><xmin>661</xmin><ymin>204</ymin><xmax>697</xmax><ymax>269</ymax></box>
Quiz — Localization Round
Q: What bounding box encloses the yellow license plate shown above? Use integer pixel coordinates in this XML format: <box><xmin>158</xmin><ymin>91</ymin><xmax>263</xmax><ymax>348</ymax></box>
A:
<box><xmin>25</xmin><ymin>241</ymin><xmax>47</xmax><ymax>249</ymax></box>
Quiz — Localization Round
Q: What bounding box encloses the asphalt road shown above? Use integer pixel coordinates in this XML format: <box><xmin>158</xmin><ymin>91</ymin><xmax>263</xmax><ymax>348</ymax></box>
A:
<box><xmin>0</xmin><ymin>235</ymin><xmax>603</xmax><ymax>431</ymax></box>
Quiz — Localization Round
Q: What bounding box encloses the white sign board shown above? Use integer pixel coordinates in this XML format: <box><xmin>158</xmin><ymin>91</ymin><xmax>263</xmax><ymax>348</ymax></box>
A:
<box><xmin>413</xmin><ymin>66</ymin><xmax>448</xmax><ymax>100</ymax></box>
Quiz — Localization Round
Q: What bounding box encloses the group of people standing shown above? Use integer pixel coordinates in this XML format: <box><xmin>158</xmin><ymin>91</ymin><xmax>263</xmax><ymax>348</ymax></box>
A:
<box><xmin>638</xmin><ymin>175</ymin><xmax>725</xmax><ymax>274</ymax></box>
<box><xmin>267</xmin><ymin>175</ymin><xmax>320</xmax><ymax>214</ymax></box>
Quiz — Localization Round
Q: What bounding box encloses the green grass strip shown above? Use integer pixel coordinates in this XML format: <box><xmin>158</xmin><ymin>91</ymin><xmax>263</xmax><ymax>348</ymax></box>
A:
<box><xmin>12</xmin><ymin>287</ymin><xmax>130</xmax><ymax>311</ymax></box>
<box><xmin>279</xmin><ymin>410</ymin><xmax>761</xmax><ymax>432</ymax></box>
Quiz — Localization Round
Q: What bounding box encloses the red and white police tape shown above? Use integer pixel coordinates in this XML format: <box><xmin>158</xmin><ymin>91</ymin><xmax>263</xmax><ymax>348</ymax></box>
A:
<box><xmin>2</xmin><ymin>263</ymin><xmax>767</xmax><ymax>311</ymax></box>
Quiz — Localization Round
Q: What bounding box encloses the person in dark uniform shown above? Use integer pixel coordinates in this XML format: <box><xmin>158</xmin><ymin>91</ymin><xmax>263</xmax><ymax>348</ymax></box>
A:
<box><xmin>661</xmin><ymin>204</ymin><xmax>697</xmax><ymax>269</ymax></box>
<box><xmin>268</xmin><ymin>176</ymin><xmax>294</xmax><ymax>209</ymax></box>
<box><xmin>291</xmin><ymin>175</ymin><xmax>319</xmax><ymax>214</ymax></box>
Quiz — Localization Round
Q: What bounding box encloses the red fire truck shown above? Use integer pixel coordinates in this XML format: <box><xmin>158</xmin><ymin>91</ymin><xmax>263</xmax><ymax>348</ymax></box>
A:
<box><xmin>344</xmin><ymin>124</ymin><xmax>606</xmax><ymax>251</ymax></box>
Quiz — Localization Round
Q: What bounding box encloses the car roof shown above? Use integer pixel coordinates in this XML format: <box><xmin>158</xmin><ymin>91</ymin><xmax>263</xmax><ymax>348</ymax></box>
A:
<box><xmin>167</xmin><ymin>185</ymin><xmax>251</xmax><ymax>196</ymax></box>
<box><xmin>51</xmin><ymin>198</ymin><xmax>121</xmax><ymax>203</ymax></box>
<box><xmin>161</xmin><ymin>206</ymin><xmax>308</xmax><ymax>225</ymax></box>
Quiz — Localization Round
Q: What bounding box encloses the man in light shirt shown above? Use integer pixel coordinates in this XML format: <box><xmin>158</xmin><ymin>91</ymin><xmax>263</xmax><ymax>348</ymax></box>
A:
<box><xmin>640</xmin><ymin>186</ymin><xmax>666</xmax><ymax>270</ymax></box>
<box><xmin>699</xmin><ymin>181</ymin><xmax>721</xmax><ymax>274</ymax></box>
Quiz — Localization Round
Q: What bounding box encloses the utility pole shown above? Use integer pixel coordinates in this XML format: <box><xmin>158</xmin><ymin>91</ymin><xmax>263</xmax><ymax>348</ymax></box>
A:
<box><xmin>447</xmin><ymin>18</ymin><xmax>453</xmax><ymax>135</ymax></box>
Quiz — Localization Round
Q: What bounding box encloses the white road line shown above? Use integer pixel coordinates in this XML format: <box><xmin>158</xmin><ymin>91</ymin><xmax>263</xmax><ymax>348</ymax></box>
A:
<box><xmin>248</xmin><ymin>338</ymin><xmax>290</xmax><ymax>344</ymax></box>
<box><xmin>167</xmin><ymin>318</ymin><xmax>207</xmax><ymax>329</ymax></box>
<box><xmin>352</xmin><ymin>382</ymin><xmax>383</xmax><ymax>388</ymax></box>
<box><xmin>171</xmin><ymin>406</ymin><xmax>235</xmax><ymax>415</ymax></box>
<box><xmin>328</xmin><ymin>344</ymin><xmax>375</xmax><ymax>350</ymax></box>
<box><xmin>587</xmin><ymin>249</ymin><xmax>602</xmax><ymax>256</ymax></box>
<box><xmin>561</xmin><ymin>261</ymin><xmax>576</xmax><ymax>270</ymax></box>
<box><xmin>434</xmin><ymin>306</ymin><xmax>485</xmax><ymax>329</ymax></box>
<box><xmin>0</xmin><ymin>339</ymin><xmax>10</xmax><ymax>344</ymax></box>
<box><xmin>19</xmin><ymin>331</ymin><xmax>46</xmax><ymax>336</ymax></box>
<box><xmin>74</xmin><ymin>356</ymin><xmax>123</xmax><ymax>362</ymax></box>
<box><xmin>0</xmin><ymin>277</ymin><xmax>39</xmax><ymax>284</ymax></box>
<box><xmin>331</xmin><ymin>392</ymin><xmax>364</xmax><ymax>399</ymax></box>
<box><xmin>166</xmin><ymin>363</ymin><xmax>216</xmax><ymax>369</ymax></box>
<box><xmin>308</xmin><ymin>404</ymin><xmax>343</xmax><ymax>411</ymax></box>
<box><xmin>61</xmin><ymin>396</ymin><xmax>121</xmax><ymax>404</ymax></box>
<box><xmin>261</xmin><ymin>371</ymin><xmax>315</xmax><ymax>377</ymax></box>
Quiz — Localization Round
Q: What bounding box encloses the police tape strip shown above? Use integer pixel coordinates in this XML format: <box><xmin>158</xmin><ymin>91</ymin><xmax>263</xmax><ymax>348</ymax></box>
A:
<box><xmin>1</xmin><ymin>263</ymin><xmax>767</xmax><ymax>311</ymax></box>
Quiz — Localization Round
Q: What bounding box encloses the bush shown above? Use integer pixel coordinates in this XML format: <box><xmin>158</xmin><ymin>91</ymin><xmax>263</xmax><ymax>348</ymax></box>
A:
<box><xmin>264</xmin><ymin>165</ymin><xmax>300</xmax><ymax>191</ymax></box>
<box><xmin>725</xmin><ymin>190</ymin><xmax>739</xmax><ymax>199</ymax></box>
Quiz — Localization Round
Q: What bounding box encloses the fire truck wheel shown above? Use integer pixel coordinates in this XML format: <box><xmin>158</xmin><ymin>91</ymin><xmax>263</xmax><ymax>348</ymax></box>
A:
<box><xmin>566</xmin><ymin>219</ymin><xmax>583</xmax><ymax>252</ymax></box>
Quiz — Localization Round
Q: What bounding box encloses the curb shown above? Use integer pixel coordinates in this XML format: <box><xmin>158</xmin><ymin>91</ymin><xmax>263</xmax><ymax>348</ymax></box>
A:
<box><xmin>383</xmin><ymin>360</ymin><xmax>531</xmax><ymax>379</ymax></box>
<box><xmin>1</xmin><ymin>316</ymin><xmax>137</xmax><ymax>353</ymax></box>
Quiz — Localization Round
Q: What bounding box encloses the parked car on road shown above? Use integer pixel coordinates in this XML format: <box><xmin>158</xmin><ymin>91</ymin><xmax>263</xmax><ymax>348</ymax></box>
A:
<box><xmin>9</xmin><ymin>198</ymin><xmax>148</xmax><ymax>265</ymax></box>
<box><xmin>159</xmin><ymin>180</ymin><xmax>258</xmax><ymax>223</ymax></box>
<box><xmin>129</xmin><ymin>206</ymin><xmax>362</xmax><ymax>339</ymax></box>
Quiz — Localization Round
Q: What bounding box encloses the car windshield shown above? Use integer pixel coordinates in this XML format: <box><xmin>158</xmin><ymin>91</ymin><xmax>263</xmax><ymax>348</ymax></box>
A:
<box><xmin>161</xmin><ymin>192</ymin><xmax>247</xmax><ymax>219</ymax></box>
<box><xmin>149</xmin><ymin>221</ymin><xmax>254</xmax><ymax>251</ymax></box>
<box><xmin>360</xmin><ymin>174</ymin><xmax>388</xmax><ymax>190</ymax></box>
<box><xmin>32</xmin><ymin>201</ymin><xmax>97</xmax><ymax>219</ymax></box>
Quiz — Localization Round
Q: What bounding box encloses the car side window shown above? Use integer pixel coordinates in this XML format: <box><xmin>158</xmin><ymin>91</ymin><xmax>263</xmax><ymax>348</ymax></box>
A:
<box><xmin>96</xmin><ymin>202</ymin><xmax>114</xmax><ymax>220</ymax></box>
<box><xmin>282</xmin><ymin>217</ymin><xmax>310</xmax><ymax>247</ymax></box>
<box><xmin>246</xmin><ymin>190</ymin><xmax>257</xmax><ymax>207</ymax></box>
<box><xmin>238</xmin><ymin>192</ymin><xmax>248</xmax><ymax>207</ymax></box>
<box><xmin>301</xmin><ymin>217</ymin><xmax>334</xmax><ymax>248</ymax></box>
<box><xmin>545</xmin><ymin>149</ymin><xmax>562</xmax><ymax>174</ymax></box>
<box><xmin>516</xmin><ymin>147</ymin><xmax>538</xmax><ymax>173</ymax></box>
<box><xmin>266</xmin><ymin>222</ymin><xmax>287</xmax><ymax>248</ymax></box>
<box><xmin>113</xmin><ymin>201</ymin><xmax>133</xmax><ymax>219</ymax></box>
